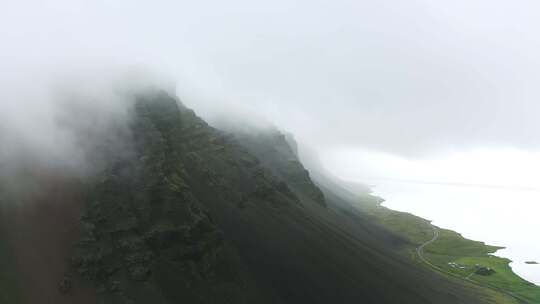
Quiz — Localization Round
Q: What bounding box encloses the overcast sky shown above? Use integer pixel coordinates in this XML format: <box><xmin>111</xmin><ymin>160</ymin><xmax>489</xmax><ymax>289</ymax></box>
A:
<box><xmin>2</xmin><ymin>0</ymin><xmax>540</xmax><ymax>183</ymax></box>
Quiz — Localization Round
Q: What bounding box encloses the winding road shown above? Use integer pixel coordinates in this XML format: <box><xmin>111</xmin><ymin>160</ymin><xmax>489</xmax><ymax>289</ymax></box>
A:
<box><xmin>417</xmin><ymin>227</ymin><xmax>441</xmax><ymax>270</ymax></box>
<box><xmin>416</xmin><ymin>227</ymin><xmax>528</xmax><ymax>303</ymax></box>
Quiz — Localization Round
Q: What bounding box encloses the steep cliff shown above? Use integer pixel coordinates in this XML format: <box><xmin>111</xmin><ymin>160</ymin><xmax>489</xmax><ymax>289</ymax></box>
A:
<box><xmin>67</xmin><ymin>90</ymin><xmax>489</xmax><ymax>304</ymax></box>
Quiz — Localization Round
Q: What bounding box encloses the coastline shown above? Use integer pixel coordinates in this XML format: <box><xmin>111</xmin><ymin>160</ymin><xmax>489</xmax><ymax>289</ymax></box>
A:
<box><xmin>366</xmin><ymin>180</ymin><xmax>540</xmax><ymax>287</ymax></box>
<box><xmin>348</xmin><ymin>182</ymin><xmax>540</xmax><ymax>303</ymax></box>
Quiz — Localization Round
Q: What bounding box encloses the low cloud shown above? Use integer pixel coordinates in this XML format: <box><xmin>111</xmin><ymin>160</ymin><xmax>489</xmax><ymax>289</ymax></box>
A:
<box><xmin>2</xmin><ymin>0</ymin><xmax>540</xmax><ymax>175</ymax></box>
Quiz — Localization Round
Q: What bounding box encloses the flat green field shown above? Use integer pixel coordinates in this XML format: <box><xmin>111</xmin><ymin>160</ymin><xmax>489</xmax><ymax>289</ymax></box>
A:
<box><xmin>352</xmin><ymin>192</ymin><xmax>540</xmax><ymax>304</ymax></box>
<box><xmin>424</xmin><ymin>229</ymin><xmax>540</xmax><ymax>304</ymax></box>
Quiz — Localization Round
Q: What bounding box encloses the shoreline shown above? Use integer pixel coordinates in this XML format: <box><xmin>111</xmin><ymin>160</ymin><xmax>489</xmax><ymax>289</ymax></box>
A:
<box><xmin>381</xmin><ymin>200</ymin><xmax>540</xmax><ymax>288</ymax></box>
<box><xmin>366</xmin><ymin>180</ymin><xmax>540</xmax><ymax>287</ymax></box>
<box><xmin>355</xmin><ymin>182</ymin><xmax>540</xmax><ymax>302</ymax></box>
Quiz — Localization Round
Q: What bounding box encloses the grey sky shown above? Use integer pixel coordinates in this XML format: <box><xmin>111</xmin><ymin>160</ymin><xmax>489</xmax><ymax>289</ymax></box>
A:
<box><xmin>2</xmin><ymin>0</ymin><xmax>540</xmax><ymax>161</ymax></box>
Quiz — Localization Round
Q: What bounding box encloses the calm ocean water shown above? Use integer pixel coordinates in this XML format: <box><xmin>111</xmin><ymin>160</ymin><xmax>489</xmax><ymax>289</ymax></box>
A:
<box><xmin>369</xmin><ymin>180</ymin><xmax>540</xmax><ymax>286</ymax></box>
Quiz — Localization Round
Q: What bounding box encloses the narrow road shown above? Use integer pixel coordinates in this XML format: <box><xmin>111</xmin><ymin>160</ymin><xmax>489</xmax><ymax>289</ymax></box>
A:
<box><xmin>416</xmin><ymin>227</ymin><xmax>528</xmax><ymax>303</ymax></box>
<box><xmin>417</xmin><ymin>227</ymin><xmax>440</xmax><ymax>269</ymax></box>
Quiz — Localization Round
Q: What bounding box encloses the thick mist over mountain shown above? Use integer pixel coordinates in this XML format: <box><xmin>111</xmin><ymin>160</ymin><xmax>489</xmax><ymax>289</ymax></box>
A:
<box><xmin>3</xmin><ymin>0</ymin><xmax>540</xmax><ymax>162</ymax></box>
<box><xmin>0</xmin><ymin>68</ymin><xmax>173</xmax><ymax>177</ymax></box>
<box><xmin>2</xmin><ymin>2</ymin><xmax>540</xmax><ymax>302</ymax></box>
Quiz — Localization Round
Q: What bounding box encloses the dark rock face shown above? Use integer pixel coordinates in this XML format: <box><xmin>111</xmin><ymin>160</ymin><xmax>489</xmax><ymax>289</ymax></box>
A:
<box><xmin>230</xmin><ymin>129</ymin><xmax>326</xmax><ymax>206</ymax></box>
<box><xmin>70</xmin><ymin>90</ymin><xmax>489</xmax><ymax>304</ymax></box>
<box><xmin>72</xmin><ymin>92</ymin><xmax>296</xmax><ymax>303</ymax></box>
<box><xmin>58</xmin><ymin>275</ymin><xmax>73</xmax><ymax>294</ymax></box>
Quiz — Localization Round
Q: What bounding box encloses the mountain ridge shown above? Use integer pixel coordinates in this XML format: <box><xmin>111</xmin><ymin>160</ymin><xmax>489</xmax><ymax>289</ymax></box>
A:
<box><xmin>1</xmin><ymin>89</ymin><xmax>494</xmax><ymax>303</ymax></box>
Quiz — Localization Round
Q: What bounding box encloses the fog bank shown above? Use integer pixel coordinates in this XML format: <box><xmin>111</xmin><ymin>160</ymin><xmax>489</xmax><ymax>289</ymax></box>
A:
<box><xmin>3</xmin><ymin>1</ymin><xmax>540</xmax><ymax>159</ymax></box>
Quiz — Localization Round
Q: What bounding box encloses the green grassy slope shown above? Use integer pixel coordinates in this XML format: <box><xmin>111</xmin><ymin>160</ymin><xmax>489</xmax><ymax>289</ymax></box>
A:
<box><xmin>344</xmin><ymin>189</ymin><xmax>540</xmax><ymax>304</ymax></box>
<box><xmin>424</xmin><ymin>230</ymin><xmax>540</xmax><ymax>303</ymax></box>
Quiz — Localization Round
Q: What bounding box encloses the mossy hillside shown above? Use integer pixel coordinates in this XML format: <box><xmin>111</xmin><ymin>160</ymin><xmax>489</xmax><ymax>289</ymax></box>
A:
<box><xmin>72</xmin><ymin>91</ymin><xmax>298</xmax><ymax>304</ymax></box>
<box><xmin>0</xmin><ymin>89</ymin><xmax>511</xmax><ymax>304</ymax></box>
<box><xmin>228</xmin><ymin>129</ymin><xmax>326</xmax><ymax>206</ymax></box>
<box><xmin>70</xmin><ymin>91</ymin><xmax>496</xmax><ymax>304</ymax></box>
<box><xmin>348</xmin><ymin>190</ymin><xmax>540</xmax><ymax>303</ymax></box>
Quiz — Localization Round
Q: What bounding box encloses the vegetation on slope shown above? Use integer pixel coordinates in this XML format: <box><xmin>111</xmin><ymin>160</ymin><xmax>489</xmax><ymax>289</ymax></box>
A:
<box><xmin>72</xmin><ymin>91</ymin><xmax>493</xmax><ymax>304</ymax></box>
<box><xmin>342</xmin><ymin>188</ymin><xmax>540</xmax><ymax>304</ymax></box>
<box><xmin>0</xmin><ymin>89</ymin><xmax>506</xmax><ymax>304</ymax></box>
<box><xmin>72</xmin><ymin>92</ymin><xmax>289</xmax><ymax>304</ymax></box>
<box><xmin>228</xmin><ymin>129</ymin><xmax>326</xmax><ymax>206</ymax></box>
